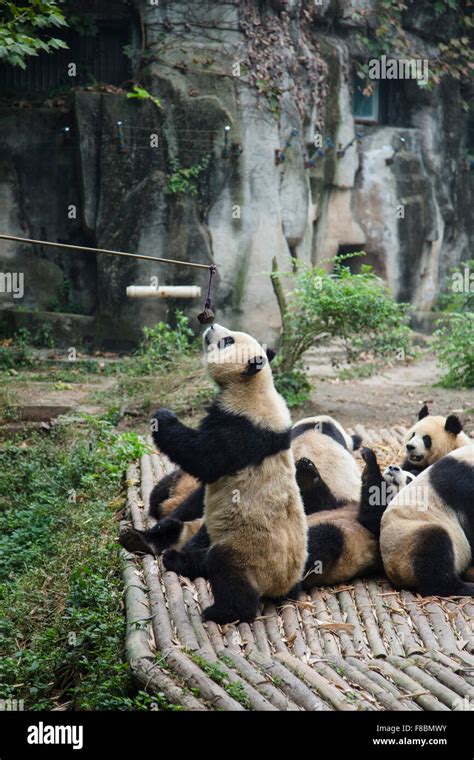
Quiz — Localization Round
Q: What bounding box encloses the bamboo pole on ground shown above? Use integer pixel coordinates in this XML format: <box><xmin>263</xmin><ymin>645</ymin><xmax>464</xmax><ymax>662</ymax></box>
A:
<box><xmin>274</xmin><ymin>652</ymin><xmax>358</xmax><ymax>711</ymax></box>
<box><xmin>366</xmin><ymin>580</ymin><xmax>404</xmax><ymax>655</ymax></box>
<box><xmin>374</xmin><ymin>660</ymin><xmax>450</xmax><ymax>711</ymax></box>
<box><xmin>353</xmin><ymin>581</ymin><xmax>387</xmax><ymax>657</ymax></box>
<box><xmin>388</xmin><ymin>655</ymin><xmax>466</xmax><ymax>710</ymax></box>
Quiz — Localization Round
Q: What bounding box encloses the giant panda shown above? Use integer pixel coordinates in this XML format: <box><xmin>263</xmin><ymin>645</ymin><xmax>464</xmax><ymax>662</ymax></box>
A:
<box><xmin>291</xmin><ymin>416</ymin><xmax>362</xmax><ymax>514</ymax></box>
<box><xmin>125</xmin><ymin>413</ymin><xmax>362</xmax><ymax>553</ymax></box>
<box><xmin>300</xmin><ymin>447</ymin><xmax>411</xmax><ymax>589</ymax></box>
<box><xmin>380</xmin><ymin>444</ymin><xmax>474</xmax><ymax>597</ymax></box>
<box><xmin>121</xmin><ymin>323</ymin><xmax>307</xmax><ymax>624</ymax></box>
<box><xmin>402</xmin><ymin>404</ymin><xmax>471</xmax><ymax>475</ymax></box>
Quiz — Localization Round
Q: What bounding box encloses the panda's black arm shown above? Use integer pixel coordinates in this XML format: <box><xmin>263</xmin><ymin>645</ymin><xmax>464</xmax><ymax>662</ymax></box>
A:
<box><xmin>358</xmin><ymin>448</ymin><xmax>386</xmax><ymax>538</ymax></box>
<box><xmin>151</xmin><ymin>407</ymin><xmax>291</xmax><ymax>484</ymax></box>
<box><xmin>172</xmin><ymin>486</ymin><xmax>205</xmax><ymax>522</ymax></box>
<box><xmin>151</xmin><ymin>410</ymin><xmax>218</xmax><ymax>481</ymax></box>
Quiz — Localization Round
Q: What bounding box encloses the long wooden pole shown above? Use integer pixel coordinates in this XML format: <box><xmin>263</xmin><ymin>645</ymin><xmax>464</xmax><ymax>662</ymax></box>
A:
<box><xmin>0</xmin><ymin>234</ymin><xmax>212</xmax><ymax>270</ymax></box>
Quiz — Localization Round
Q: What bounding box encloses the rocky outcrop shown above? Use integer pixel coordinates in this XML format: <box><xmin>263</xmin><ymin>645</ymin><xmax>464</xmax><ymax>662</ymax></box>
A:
<box><xmin>0</xmin><ymin>0</ymin><xmax>471</xmax><ymax>346</ymax></box>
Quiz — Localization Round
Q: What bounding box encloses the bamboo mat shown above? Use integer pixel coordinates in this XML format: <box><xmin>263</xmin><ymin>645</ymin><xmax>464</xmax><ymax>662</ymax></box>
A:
<box><xmin>120</xmin><ymin>427</ymin><xmax>474</xmax><ymax>711</ymax></box>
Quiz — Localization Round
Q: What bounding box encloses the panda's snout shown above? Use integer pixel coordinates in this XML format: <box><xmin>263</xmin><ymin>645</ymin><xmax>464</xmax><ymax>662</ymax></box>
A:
<box><xmin>406</xmin><ymin>443</ymin><xmax>416</xmax><ymax>452</ymax></box>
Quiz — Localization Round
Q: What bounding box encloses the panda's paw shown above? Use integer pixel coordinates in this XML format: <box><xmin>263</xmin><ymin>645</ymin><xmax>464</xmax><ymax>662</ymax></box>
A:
<box><xmin>152</xmin><ymin>518</ymin><xmax>183</xmax><ymax>552</ymax></box>
<box><xmin>202</xmin><ymin>604</ymin><xmax>233</xmax><ymax>625</ymax></box>
<box><xmin>150</xmin><ymin>408</ymin><xmax>178</xmax><ymax>440</ymax></box>
<box><xmin>119</xmin><ymin>527</ymin><xmax>153</xmax><ymax>555</ymax></box>
<box><xmin>361</xmin><ymin>447</ymin><xmax>377</xmax><ymax>466</ymax></box>
<box><xmin>296</xmin><ymin>457</ymin><xmax>317</xmax><ymax>473</ymax></box>
<box><xmin>162</xmin><ymin>549</ymin><xmax>183</xmax><ymax>573</ymax></box>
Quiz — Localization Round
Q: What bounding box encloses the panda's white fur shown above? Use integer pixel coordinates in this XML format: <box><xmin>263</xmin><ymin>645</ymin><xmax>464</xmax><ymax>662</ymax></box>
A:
<box><xmin>292</xmin><ymin>416</ymin><xmax>361</xmax><ymax>508</ymax></box>
<box><xmin>403</xmin><ymin>404</ymin><xmax>471</xmax><ymax>473</ymax></box>
<box><xmin>382</xmin><ymin>464</ymin><xmax>416</xmax><ymax>497</ymax></box>
<box><xmin>381</xmin><ymin>444</ymin><xmax>474</xmax><ymax>597</ymax></box>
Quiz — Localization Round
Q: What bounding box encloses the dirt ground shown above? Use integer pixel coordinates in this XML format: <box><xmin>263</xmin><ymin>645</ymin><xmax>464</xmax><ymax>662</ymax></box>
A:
<box><xmin>2</xmin><ymin>351</ymin><xmax>473</xmax><ymax>437</ymax></box>
<box><xmin>300</xmin><ymin>356</ymin><xmax>474</xmax><ymax>434</ymax></box>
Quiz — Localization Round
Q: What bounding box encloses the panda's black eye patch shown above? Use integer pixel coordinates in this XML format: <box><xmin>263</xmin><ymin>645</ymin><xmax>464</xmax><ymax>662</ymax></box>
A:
<box><xmin>217</xmin><ymin>336</ymin><xmax>235</xmax><ymax>349</ymax></box>
<box><xmin>423</xmin><ymin>435</ymin><xmax>432</xmax><ymax>449</ymax></box>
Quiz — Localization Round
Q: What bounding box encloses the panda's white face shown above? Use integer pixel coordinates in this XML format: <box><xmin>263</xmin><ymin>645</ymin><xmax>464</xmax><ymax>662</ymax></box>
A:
<box><xmin>203</xmin><ymin>324</ymin><xmax>270</xmax><ymax>385</ymax></box>
<box><xmin>383</xmin><ymin>464</ymin><xmax>415</xmax><ymax>490</ymax></box>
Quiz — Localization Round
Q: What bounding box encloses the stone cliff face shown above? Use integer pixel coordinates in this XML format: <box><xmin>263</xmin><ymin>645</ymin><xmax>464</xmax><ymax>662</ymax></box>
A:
<box><xmin>0</xmin><ymin>0</ymin><xmax>472</xmax><ymax>347</ymax></box>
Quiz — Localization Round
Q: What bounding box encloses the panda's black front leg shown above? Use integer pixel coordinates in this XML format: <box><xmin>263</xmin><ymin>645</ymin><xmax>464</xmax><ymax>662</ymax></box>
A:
<box><xmin>151</xmin><ymin>409</ymin><xmax>212</xmax><ymax>482</ymax></box>
<box><xmin>358</xmin><ymin>448</ymin><xmax>386</xmax><ymax>538</ymax></box>
<box><xmin>163</xmin><ymin>546</ymin><xmax>209</xmax><ymax>580</ymax></box>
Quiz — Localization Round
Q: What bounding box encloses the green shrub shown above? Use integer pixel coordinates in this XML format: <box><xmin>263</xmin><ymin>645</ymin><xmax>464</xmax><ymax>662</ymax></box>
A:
<box><xmin>274</xmin><ymin>367</ymin><xmax>313</xmax><ymax>408</ymax></box>
<box><xmin>433</xmin><ymin>313</ymin><xmax>474</xmax><ymax>388</ymax></box>
<box><xmin>271</xmin><ymin>255</ymin><xmax>413</xmax><ymax>398</ymax></box>
<box><xmin>433</xmin><ymin>260</ymin><xmax>474</xmax><ymax>388</ymax></box>
<box><xmin>136</xmin><ymin>310</ymin><xmax>195</xmax><ymax>372</ymax></box>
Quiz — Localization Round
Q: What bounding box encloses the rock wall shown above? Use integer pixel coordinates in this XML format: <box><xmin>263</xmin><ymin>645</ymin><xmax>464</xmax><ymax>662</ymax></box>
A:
<box><xmin>0</xmin><ymin>0</ymin><xmax>472</xmax><ymax>347</ymax></box>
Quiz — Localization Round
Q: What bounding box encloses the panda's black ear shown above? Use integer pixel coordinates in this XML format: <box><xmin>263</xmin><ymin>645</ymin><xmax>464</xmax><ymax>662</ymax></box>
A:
<box><xmin>266</xmin><ymin>347</ymin><xmax>277</xmax><ymax>363</ymax></box>
<box><xmin>243</xmin><ymin>355</ymin><xmax>267</xmax><ymax>376</ymax></box>
<box><xmin>445</xmin><ymin>415</ymin><xmax>463</xmax><ymax>435</ymax></box>
<box><xmin>418</xmin><ymin>404</ymin><xmax>429</xmax><ymax>420</ymax></box>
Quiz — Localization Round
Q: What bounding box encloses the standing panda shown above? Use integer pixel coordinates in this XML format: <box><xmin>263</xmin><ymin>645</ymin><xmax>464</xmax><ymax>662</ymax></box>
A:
<box><xmin>402</xmin><ymin>404</ymin><xmax>471</xmax><ymax>474</ymax></box>
<box><xmin>123</xmin><ymin>324</ymin><xmax>307</xmax><ymax>624</ymax></box>
<box><xmin>381</xmin><ymin>444</ymin><xmax>474</xmax><ymax>597</ymax></box>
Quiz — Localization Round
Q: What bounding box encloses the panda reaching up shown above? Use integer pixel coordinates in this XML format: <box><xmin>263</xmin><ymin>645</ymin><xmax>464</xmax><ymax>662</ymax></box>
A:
<box><xmin>121</xmin><ymin>324</ymin><xmax>307</xmax><ymax>624</ymax></box>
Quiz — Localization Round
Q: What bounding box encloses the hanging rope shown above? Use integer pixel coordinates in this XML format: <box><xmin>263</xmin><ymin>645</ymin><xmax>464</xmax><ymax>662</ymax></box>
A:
<box><xmin>0</xmin><ymin>233</ymin><xmax>217</xmax><ymax>322</ymax></box>
<box><xmin>197</xmin><ymin>264</ymin><xmax>217</xmax><ymax>324</ymax></box>
<box><xmin>0</xmin><ymin>234</ymin><xmax>211</xmax><ymax>270</ymax></box>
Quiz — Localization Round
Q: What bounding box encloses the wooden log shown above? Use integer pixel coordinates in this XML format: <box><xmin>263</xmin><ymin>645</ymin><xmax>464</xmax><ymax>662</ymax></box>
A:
<box><xmin>445</xmin><ymin>601</ymin><xmax>474</xmax><ymax>652</ymax></box>
<box><xmin>218</xmin><ymin>651</ymin><xmax>300</xmax><ymax>711</ymax></box>
<box><xmin>249</xmin><ymin>653</ymin><xmax>332</xmax><ymax>711</ymax></box>
<box><xmin>379</xmin><ymin>582</ymin><xmax>424</xmax><ymax>656</ymax></box>
<box><xmin>127</xmin><ymin>466</ymin><xmax>146</xmax><ymax>530</ymax></box>
<box><xmin>140</xmin><ymin>453</ymin><xmax>154</xmax><ymax>518</ymax></box>
<box><xmin>161</xmin><ymin>567</ymin><xmax>200</xmax><ymax>651</ymax></box>
<box><xmin>280</xmin><ymin>602</ymin><xmax>307</xmax><ymax>658</ymax></box>
<box><xmin>413</xmin><ymin>656</ymin><xmax>474</xmax><ymax>701</ymax></box>
<box><xmin>193</xmin><ymin>577</ymin><xmax>225</xmax><ymax>653</ymax></box>
<box><xmin>374</xmin><ymin>659</ymin><xmax>450</xmax><ymax>711</ymax></box>
<box><xmin>353</xmin><ymin>580</ymin><xmax>387</xmax><ymax>658</ymax></box>
<box><xmin>400</xmin><ymin>591</ymin><xmax>439</xmax><ymax>650</ymax></box>
<box><xmin>299</xmin><ymin>601</ymin><xmax>324</xmax><ymax>656</ymax></box>
<box><xmin>182</xmin><ymin>585</ymin><xmax>215</xmax><ymax>657</ymax></box>
<box><xmin>275</xmin><ymin>652</ymin><xmax>357</xmax><ymax>711</ymax></box>
<box><xmin>425</xmin><ymin>601</ymin><xmax>460</xmax><ymax>654</ymax></box>
<box><xmin>261</xmin><ymin>602</ymin><xmax>288</xmax><ymax>653</ymax></box>
<box><xmin>121</xmin><ymin>547</ymin><xmax>205</xmax><ymax>710</ymax></box>
<box><xmin>345</xmin><ymin>656</ymin><xmax>421</xmax><ymax>711</ymax></box>
<box><xmin>252</xmin><ymin>618</ymin><xmax>273</xmax><ymax>659</ymax></box>
<box><xmin>142</xmin><ymin>555</ymin><xmax>175</xmax><ymax>650</ymax></box>
<box><xmin>310</xmin><ymin>589</ymin><xmax>340</xmax><ymax>657</ymax></box>
<box><xmin>337</xmin><ymin>588</ymin><xmax>369</xmax><ymax>656</ymax></box>
<box><xmin>326</xmin><ymin>656</ymin><xmax>411</xmax><ymax>711</ymax></box>
<box><xmin>366</xmin><ymin>580</ymin><xmax>404</xmax><ymax>656</ymax></box>
<box><xmin>131</xmin><ymin>656</ymin><xmax>207</xmax><ymax>710</ymax></box>
<box><xmin>165</xmin><ymin>649</ymin><xmax>246</xmax><ymax>710</ymax></box>
<box><xmin>388</xmin><ymin>655</ymin><xmax>465</xmax><ymax>710</ymax></box>
<box><xmin>324</xmin><ymin>592</ymin><xmax>357</xmax><ymax>656</ymax></box>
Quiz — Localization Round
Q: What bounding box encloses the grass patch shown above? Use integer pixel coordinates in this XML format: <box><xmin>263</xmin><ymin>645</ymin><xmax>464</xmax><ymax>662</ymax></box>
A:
<box><xmin>189</xmin><ymin>652</ymin><xmax>251</xmax><ymax>709</ymax></box>
<box><xmin>0</xmin><ymin>418</ymin><xmax>179</xmax><ymax>710</ymax></box>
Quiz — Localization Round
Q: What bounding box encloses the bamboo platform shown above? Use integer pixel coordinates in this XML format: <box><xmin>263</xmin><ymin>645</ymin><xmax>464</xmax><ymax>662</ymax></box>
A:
<box><xmin>120</xmin><ymin>426</ymin><xmax>474</xmax><ymax>711</ymax></box>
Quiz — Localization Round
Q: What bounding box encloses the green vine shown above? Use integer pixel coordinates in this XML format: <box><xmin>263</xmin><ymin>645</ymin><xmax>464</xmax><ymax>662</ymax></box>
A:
<box><xmin>352</xmin><ymin>0</ymin><xmax>473</xmax><ymax>103</ymax></box>
<box><xmin>165</xmin><ymin>155</ymin><xmax>210</xmax><ymax>197</ymax></box>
